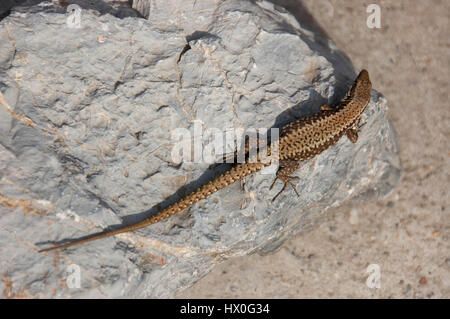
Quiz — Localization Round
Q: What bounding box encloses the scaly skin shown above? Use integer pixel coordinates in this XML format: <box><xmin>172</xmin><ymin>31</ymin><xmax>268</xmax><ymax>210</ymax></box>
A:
<box><xmin>39</xmin><ymin>70</ymin><xmax>371</xmax><ymax>252</ymax></box>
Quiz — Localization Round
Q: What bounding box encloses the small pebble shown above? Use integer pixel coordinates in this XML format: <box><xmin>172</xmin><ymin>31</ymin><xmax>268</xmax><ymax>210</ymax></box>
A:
<box><xmin>349</xmin><ymin>208</ymin><xmax>359</xmax><ymax>225</ymax></box>
<box><xmin>419</xmin><ymin>276</ymin><xmax>427</xmax><ymax>285</ymax></box>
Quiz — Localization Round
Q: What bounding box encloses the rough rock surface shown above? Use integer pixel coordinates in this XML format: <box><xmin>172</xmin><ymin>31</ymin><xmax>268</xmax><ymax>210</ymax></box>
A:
<box><xmin>0</xmin><ymin>0</ymin><xmax>400</xmax><ymax>298</ymax></box>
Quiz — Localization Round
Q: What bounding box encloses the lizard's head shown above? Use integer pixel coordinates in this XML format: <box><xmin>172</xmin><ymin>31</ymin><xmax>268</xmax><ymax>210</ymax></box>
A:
<box><xmin>355</xmin><ymin>69</ymin><xmax>372</xmax><ymax>96</ymax></box>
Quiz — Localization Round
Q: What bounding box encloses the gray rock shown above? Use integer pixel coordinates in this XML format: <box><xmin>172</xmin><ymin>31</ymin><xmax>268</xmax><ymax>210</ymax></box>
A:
<box><xmin>0</xmin><ymin>0</ymin><xmax>400</xmax><ymax>298</ymax></box>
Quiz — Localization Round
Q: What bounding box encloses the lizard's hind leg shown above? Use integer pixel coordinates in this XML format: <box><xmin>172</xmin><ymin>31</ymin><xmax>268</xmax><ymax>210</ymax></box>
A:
<box><xmin>270</xmin><ymin>159</ymin><xmax>300</xmax><ymax>202</ymax></box>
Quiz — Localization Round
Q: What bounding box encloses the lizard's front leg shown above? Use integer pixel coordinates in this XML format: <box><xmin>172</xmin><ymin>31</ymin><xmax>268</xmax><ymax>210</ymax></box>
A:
<box><xmin>270</xmin><ymin>159</ymin><xmax>300</xmax><ymax>201</ymax></box>
<box><xmin>346</xmin><ymin>117</ymin><xmax>366</xmax><ymax>143</ymax></box>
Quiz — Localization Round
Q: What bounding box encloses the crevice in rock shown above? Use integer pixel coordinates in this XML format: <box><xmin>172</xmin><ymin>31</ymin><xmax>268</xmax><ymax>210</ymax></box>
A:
<box><xmin>0</xmin><ymin>9</ymin><xmax>11</xmax><ymax>21</ymax></box>
<box><xmin>177</xmin><ymin>43</ymin><xmax>191</xmax><ymax>64</ymax></box>
<box><xmin>186</xmin><ymin>30</ymin><xmax>217</xmax><ymax>42</ymax></box>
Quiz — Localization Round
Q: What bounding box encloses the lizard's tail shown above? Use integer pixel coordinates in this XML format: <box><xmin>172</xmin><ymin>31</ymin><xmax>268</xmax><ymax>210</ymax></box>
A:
<box><xmin>38</xmin><ymin>162</ymin><xmax>267</xmax><ymax>252</ymax></box>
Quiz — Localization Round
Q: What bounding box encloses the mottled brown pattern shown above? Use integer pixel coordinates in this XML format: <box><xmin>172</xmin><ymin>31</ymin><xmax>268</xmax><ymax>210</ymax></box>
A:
<box><xmin>39</xmin><ymin>70</ymin><xmax>372</xmax><ymax>252</ymax></box>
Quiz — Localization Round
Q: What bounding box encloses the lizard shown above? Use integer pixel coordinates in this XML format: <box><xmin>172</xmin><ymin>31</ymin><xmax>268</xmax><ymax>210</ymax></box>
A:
<box><xmin>38</xmin><ymin>69</ymin><xmax>372</xmax><ymax>252</ymax></box>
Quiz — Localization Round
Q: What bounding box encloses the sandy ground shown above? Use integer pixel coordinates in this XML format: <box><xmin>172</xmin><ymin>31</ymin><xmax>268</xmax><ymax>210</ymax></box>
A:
<box><xmin>176</xmin><ymin>0</ymin><xmax>449</xmax><ymax>298</ymax></box>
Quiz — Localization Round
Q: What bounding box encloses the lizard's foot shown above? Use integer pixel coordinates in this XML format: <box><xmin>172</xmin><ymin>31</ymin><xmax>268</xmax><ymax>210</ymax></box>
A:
<box><xmin>346</xmin><ymin>117</ymin><xmax>366</xmax><ymax>143</ymax></box>
<box><xmin>320</xmin><ymin>105</ymin><xmax>334</xmax><ymax>111</ymax></box>
<box><xmin>270</xmin><ymin>176</ymin><xmax>300</xmax><ymax>202</ymax></box>
<box><xmin>270</xmin><ymin>159</ymin><xmax>301</xmax><ymax>201</ymax></box>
